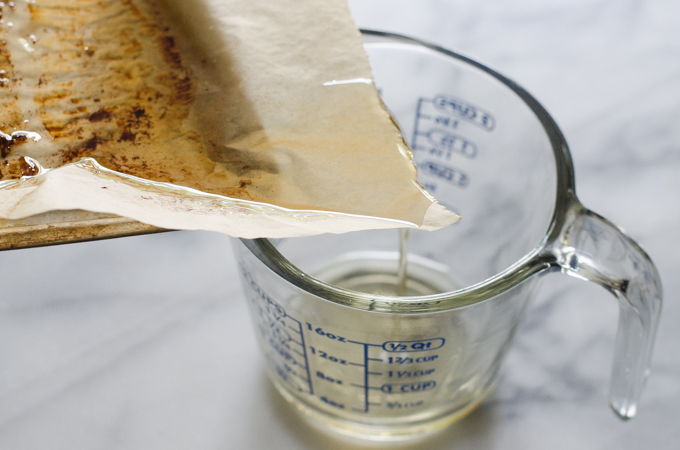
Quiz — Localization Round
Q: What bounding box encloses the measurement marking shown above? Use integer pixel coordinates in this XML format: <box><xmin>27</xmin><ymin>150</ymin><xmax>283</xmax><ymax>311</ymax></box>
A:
<box><xmin>367</xmin><ymin>386</ymin><xmax>381</xmax><ymax>390</ymax></box>
<box><xmin>367</xmin><ymin>358</ymin><xmax>384</xmax><ymax>362</ymax></box>
<box><xmin>363</xmin><ymin>344</ymin><xmax>369</xmax><ymax>412</ymax></box>
<box><xmin>347</xmin><ymin>340</ymin><xmax>381</xmax><ymax>347</ymax></box>
<box><xmin>290</xmin><ymin>370</ymin><xmax>310</xmax><ymax>382</ymax></box>
<box><xmin>348</xmin><ymin>362</ymin><xmax>365</xmax><ymax>367</ymax></box>
<box><xmin>288</xmin><ymin>317</ymin><xmax>314</xmax><ymax>395</ymax></box>
<box><xmin>350</xmin><ymin>383</ymin><xmax>366</xmax><ymax>388</ymax></box>
<box><xmin>412</xmin><ymin>98</ymin><xmax>424</xmax><ymax>149</ymax></box>
<box><xmin>244</xmin><ymin>274</ymin><xmax>313</xmax><ymax>395</ymax></box>
<box><xmin>367</xmin><ymin>371</ymin><xmax>383</xmax><ymax>376</ymax></box>
<box><xmin>347</xmin><ymin>341</ymin><xmax>380</xmax><ymax>347</ymax></box>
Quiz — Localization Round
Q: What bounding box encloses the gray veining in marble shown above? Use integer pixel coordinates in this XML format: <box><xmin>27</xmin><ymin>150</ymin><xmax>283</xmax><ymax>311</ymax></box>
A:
<box><xmin>1</xmin><ymin>1</ymin><xmax>679</xmax><ymax>449</ymax></box>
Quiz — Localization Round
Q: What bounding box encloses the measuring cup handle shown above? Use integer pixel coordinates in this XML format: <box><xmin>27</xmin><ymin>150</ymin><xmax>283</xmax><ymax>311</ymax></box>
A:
<box><xmin>547</xmin><ymin>200</ymin><xmax>662</xmax><ymax>420</ymax></box>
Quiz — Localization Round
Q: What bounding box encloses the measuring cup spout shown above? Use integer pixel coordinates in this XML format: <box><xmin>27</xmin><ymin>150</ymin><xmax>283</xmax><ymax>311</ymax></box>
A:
<box><xmin>543</xmin><ymin>197</ymin><xmax>662</xmax><ymax>419</ymax></box>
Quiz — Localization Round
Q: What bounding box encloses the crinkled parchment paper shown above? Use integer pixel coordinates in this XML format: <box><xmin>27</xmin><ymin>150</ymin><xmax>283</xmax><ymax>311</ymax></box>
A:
<box><xmin>0</xmin><ymin>0</ymin><xmax>458</xmax><ymax>238</ymax></box>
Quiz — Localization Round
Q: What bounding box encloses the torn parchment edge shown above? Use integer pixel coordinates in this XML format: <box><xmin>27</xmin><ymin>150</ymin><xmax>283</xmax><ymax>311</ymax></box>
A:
<box><xmin>0</xmin><ymin>158</ymin><xmax>458</xmax><ymax>238</ymax></box>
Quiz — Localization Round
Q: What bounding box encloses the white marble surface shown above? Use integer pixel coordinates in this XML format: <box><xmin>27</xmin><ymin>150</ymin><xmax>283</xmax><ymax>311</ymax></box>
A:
<box><xmin>1</xmin><ymin>1</ymin><xmax>679</xmax><ymax>449</ymax></box>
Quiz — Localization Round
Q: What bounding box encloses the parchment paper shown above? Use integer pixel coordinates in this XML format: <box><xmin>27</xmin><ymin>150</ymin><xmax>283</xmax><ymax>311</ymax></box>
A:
<box><xmin>0</xmin><ymin>0</ymin><xmax>459</xmax><ymax>238</ymax></box>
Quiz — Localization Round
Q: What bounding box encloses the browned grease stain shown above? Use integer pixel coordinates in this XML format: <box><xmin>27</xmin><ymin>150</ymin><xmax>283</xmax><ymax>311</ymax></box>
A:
<box><xmin>1</xmin><ymin>0</ymin><xmax>260</xmax><ymax>201</ymax></box>
<box><xmin>1</xmin><ymin>12</ymin><xmax>22</xmax><ymax>136</ymax></box>
<box><xmin>0</xmin><ymin>156</ymin><xmax>38</xmax><ymax>178</ymax></box>
<box><xmin>1</xmin><ymin>134</ymin><xmax>30</xmax><ymax>159</ymax></box>
<box><xmin>18</xmin><ymin>156</ymin><xmax>38</xmax><ymax>176</ymax></box>
<box><xmin>0</xmin><ymin>136</ymin><xmax>11</xmax><ymax>159</ymax></box>
<box><xmin>88</xmin><ymin>109</ymin><xmax>110</xmax><ymax>122</ymax></box>
<box><xmin>159</xmin><ymin>35</ymin><xmax>183</xmax><ymax>69</ymax></box>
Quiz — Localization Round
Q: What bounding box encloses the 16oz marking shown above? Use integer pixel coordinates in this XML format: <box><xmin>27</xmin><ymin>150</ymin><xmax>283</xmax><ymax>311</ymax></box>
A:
<box><xmin>306</xmin><ymin>324</ymin><xmax>347</xmax><ymax>342</ymax></box>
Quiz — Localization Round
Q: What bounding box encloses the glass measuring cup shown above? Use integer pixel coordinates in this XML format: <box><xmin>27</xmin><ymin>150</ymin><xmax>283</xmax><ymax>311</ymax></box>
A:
<box><xmin>232</xmin><ymin>30</ymin><xmax>662</xmax><ymax>441</ymax></box>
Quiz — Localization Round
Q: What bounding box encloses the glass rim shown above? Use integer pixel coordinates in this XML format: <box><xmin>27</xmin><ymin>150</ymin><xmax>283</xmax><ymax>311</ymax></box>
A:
<box><xmin>240</xmin><ymin>29</ymin><xmax>576</xmax><ymax>313</ymax></box>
